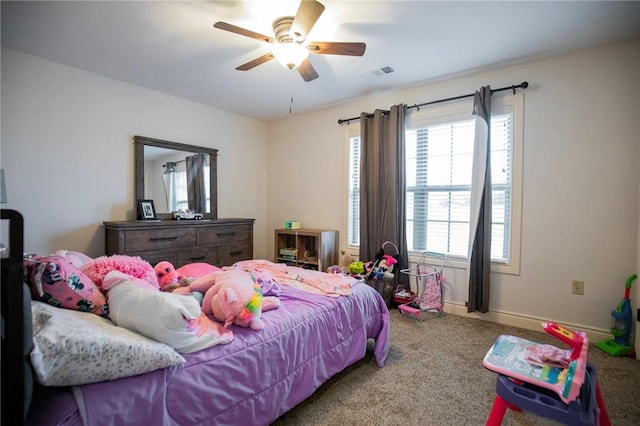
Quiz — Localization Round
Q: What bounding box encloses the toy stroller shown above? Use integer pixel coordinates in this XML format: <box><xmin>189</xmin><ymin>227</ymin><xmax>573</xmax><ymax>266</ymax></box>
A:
<box><xmin>398</xmin><ymin>251</ymin><xmax>446</xmax><ymax>320</ymax></box>
<box><xmin>365</xmin><ymin>241</ymin><xmax>401</xmax><ymax>280</ymax></box>
<box><xmin>365</xmin><ymin>241</ymin><xmax>402</xmax><ymax>306</ymax></box>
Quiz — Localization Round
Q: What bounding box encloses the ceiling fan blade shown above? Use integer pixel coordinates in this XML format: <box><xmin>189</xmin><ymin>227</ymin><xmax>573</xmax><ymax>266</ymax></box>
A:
<box><xmin>236</xmin><ymin>53</ymin><xmax>275</xmax><ymax>71</ymax></box>
<box><xmin>307</xmin><ymin>41</ymin><xmax>366</xmax><ymax>56</ymax></box>
<box><xmin>214</xmin><ymin>22</ymin><xmax>275</xmax><ymax>44</ymax></box>
<box><xmin>290</xmin><ymin>0</ymin><xmax>325</xmax><ymax>41</ymax></box>
<box><xmin>297</xmin><ymin>58</ymin><xmax>319</xmax><ymax>82</ymax></box>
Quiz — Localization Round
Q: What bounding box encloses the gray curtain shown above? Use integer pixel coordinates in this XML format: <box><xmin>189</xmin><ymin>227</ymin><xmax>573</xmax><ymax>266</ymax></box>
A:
<box><xmin>186</xmin><ymin>153</ymin><xmax>207</xmax><ymax>213</ymax></box>
<box><xmin>467</xmin><ymin>86</ymin><xmax>492</xmax><ymax>313</ymax></box>
<box><xmin>359</xmin><ymin>104</ymin><xmax>409</xmax><ymax>287</ymax></box>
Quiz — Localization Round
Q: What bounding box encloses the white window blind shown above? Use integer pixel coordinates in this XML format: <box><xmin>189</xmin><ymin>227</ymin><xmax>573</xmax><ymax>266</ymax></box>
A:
<box><xmin>406</xmin><ymin>113</ymin><xmax>512</xmax><ymax>262</ymax></box>
<box><xmin>174</xmin><ymin>168</ymin><xmax>189</xmax><ymax>211</ymax></box>
<box><xmin>348</xmin><ymin>135</ymin><xmax>360</xmax><ymax>246</ymax></box>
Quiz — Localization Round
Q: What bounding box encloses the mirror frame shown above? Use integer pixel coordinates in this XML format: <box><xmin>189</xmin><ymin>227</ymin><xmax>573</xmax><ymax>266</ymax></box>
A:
<box><xmin>134</xmin><ymin>135</ymin><xmax>218</xmax><ymax>220</ymax></box>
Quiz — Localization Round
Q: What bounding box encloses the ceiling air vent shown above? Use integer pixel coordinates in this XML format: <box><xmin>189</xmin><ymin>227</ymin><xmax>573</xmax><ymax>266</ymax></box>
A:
<box><xmin>361</xmin><ymin>66</ymin><xmax>395</xmax><ymax>81</ymax></box>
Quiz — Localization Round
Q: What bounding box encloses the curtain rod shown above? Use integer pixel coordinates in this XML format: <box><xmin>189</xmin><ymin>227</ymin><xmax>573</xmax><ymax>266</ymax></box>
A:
<box><xmin>337</xmin><ymin>81</ymin><xmax>529</xmax><ymax>125</ymax></box>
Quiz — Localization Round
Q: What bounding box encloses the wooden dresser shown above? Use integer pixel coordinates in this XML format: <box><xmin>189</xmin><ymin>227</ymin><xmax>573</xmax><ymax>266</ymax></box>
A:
<box><xmin>103</xmin><ymin>218</ymin><xmax>254</xmax><ymax>268</ymax></box>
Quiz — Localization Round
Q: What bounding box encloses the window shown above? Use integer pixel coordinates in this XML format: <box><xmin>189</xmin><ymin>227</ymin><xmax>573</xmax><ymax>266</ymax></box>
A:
<box><xmin>174</xmin><ymin>166</ymin><xmax>189</xmax><ymax>211</ymax></box>
<box><xmin>167</xmin><ymin>164</ymin><xmax>211</xmax><ymax>213</ymax></box>
<box><xmin>347</xmin><ymin>94</ymin><xmax>523</xmax><ymax>274</ymax></box>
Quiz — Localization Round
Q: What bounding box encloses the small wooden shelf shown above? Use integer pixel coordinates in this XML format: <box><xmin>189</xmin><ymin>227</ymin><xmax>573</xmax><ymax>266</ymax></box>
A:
<box><xmin>274</xmin><ymin>228</ymin><xmax>338</xmax><ymax>272</ymax></box>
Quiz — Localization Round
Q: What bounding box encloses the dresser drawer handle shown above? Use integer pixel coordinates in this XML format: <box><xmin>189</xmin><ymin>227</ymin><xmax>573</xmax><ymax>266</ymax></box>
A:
<box><xmin>217</xmin><ymin>232</ymin><xmax>236</xmax><ymax>237</ymax></box>
<box><xmin>229</xmin><ymin>251</ymin><xmax>243</xmax><ymax>256</ymax></box>
<box><xmin>190</xmin><ymin>256</ymin><xmax>206</xmax><ymax>261</ymax></box>
<box><xmin>150</xmin><ymin>236</ymin><xmax>178</xmax><ymax>242</ymax></box>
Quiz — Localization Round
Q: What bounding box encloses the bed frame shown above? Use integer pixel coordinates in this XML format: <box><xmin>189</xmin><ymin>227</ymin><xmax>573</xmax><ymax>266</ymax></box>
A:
<box><xmin>1</xmin><ymin>209</ymin><xmax>31</xmax><ymax>424</ymax></box>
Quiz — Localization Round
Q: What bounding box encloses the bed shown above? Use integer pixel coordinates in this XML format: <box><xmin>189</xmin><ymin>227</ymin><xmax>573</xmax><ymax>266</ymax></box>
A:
<box><xmin>14</xmin><ymin>254</ymin><xmax>390</xmax><ymax>426</ymax></box>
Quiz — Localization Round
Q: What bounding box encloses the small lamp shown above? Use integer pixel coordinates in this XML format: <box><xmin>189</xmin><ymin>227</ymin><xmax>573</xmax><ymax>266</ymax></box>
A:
<box><xmin>162</xmin><ymin>162</ymin><xmax>177</xmax><ymax>212</ymax></box>
<box><xmin>163</xmin><ymin>162</ymin><xmax>177</xmax><ymax>174</ymax></box>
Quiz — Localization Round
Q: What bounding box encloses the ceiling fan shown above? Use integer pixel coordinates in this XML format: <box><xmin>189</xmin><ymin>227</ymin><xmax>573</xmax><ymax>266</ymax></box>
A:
<box><xmin>213</xmin><ymin>0</ymin><xmax>366</xmax><ymax>82</ymax></box>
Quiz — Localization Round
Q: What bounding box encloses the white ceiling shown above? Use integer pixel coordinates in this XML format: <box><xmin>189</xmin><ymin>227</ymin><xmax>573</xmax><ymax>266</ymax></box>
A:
<box><xmin>3</xmin><ymin>1</ymin><xmax>640</xmax><ymax>122</ymax></box>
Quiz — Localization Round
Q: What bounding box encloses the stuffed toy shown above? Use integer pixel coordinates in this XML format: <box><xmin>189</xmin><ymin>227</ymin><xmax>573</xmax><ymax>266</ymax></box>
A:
<box><xmin>338</xmin><ymin>250</ymin><xmax>355</xmax><ymax>274</ymax></box>
<box><xmin>80</xmin><ymin>254</ymin><xmax>159</xmax><ymax>291</ymax></box>
<box><xmin>154</xmin><ymin>261</ymin><xmax>222</xmax><ymax>292</ymax></box>
<box><xmin>326</xmin><ymin>265</ymin><xmax>343</xmax><ymax>274</ymax></box>
<box><xmin>378</xmin><ymin>255</ymin><xmax>398</xmax><ymax>280</ymax></box>
<box><xmin>367</xmin><ymin>254</ymin><xmax>398</xmax><ymax>281</ymax></box>
<box><xmin>349</xmin><ymin>261</ymin><xmax>365</xmax><ymax>275</ymax></box>
<box><xmin>155</xmin><ymin>261</ymin><xmax>190</xmax><ymax>292</ymax></box>
<box><xmin>180</xmin><ymin>268</ymin><xmax>280</xmax><ymax>331</ymax></box>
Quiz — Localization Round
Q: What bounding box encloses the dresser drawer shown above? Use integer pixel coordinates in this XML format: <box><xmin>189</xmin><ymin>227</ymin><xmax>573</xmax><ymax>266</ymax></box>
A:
<box><xmin>177</xmin><ymin>247</ymin><xmax>218</xmax><ymax>267</ymax></box>
<box><xmin>217</xmin><ymin>242</ymin><xmax>252</xmax><ymax>267</ymax></box>
<box><xmin>125</xmin><ymin>228</ymin><xmax>196</xmax><ymax>252</ymax></box>
<box><xmin>198</xmin><ymin>224</ymin><xmax>252</xmax><ymax>245</ymax></box>
<box><xmin>130</xmin><ymin>249</ymin><xmax>177</xmax><ymax>268</ymax></box>
<box><xmin>104</xmin><ymin>219</ymin><xmax>254</xmax><ymax>270</ymax></box>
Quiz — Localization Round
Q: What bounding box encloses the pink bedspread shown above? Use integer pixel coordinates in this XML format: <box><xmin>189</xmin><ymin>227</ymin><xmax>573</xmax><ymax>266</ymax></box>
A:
<box><xmin>234</xmin><ymin>259</ymin><xmax>356</xmax><ymax>296</ymax></box>
<box><xmin>27</xmin><ymin>281</ymin><xmax>389</xmax><ymax>426</ymax></box>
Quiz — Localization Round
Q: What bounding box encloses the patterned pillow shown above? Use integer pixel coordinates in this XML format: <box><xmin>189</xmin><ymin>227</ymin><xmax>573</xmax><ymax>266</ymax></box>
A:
<box><xmin>24</xmin><ymin>255</ymin><xmax>108</xmax><ymax>317</ymax></box>
<box><xmin>30</xmin><ymin>301</ymin><xmax>185</xmax><ymax>386</ymax></box>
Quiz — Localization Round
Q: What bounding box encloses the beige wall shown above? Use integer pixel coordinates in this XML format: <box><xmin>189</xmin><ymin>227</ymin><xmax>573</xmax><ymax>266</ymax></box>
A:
<box><xmin>2</xmin><ymin>39</ymin><xmax>639</xmax><ymax>338</ymax></box>
<box><xmin>1</xmin><ymin>48</ymin><xmax>270</xmax><ymax>259</ymax></box>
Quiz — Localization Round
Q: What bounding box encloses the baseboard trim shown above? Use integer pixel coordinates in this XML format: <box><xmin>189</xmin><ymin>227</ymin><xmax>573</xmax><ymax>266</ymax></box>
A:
<box><xmin>443</xmin><ymin>301</ymin><xmax>612</xmax><ymax>343</ymax></box>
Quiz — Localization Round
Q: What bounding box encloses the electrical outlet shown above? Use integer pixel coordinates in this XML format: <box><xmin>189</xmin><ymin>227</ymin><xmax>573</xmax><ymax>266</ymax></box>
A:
<box><xmin>571</xmin><ymin>280</ymin><xmax>584</xmax><ymax>295</ymax></box>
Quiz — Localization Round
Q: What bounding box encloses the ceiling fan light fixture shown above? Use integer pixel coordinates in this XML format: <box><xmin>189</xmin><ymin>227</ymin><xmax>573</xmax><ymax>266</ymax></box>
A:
<box><xmin>273</xmin><ymin>42</ymin><xmax>309</xmax><ymax>70</ymax></box>
<box><xmin>214</xmin><ymin>0</ymin><xmax>364</xmax><ymax>81</ymax></box>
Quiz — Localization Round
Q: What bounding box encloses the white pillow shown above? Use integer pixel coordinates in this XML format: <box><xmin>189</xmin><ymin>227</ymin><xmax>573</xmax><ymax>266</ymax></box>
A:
<box><xmin>30</xmin><ymin>301</ymin><xmax>185</xmax><ymax>386</ymax></box>
<box><xmin>104</xmin><ymin>271</ymin><xmax>233</xmax><ymax>353</ymax></box>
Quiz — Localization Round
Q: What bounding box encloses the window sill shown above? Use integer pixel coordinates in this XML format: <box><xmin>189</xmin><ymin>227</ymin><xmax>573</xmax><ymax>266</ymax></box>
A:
<box><xmin>408</xmin><ymin>253</ymin><xmax>520</xmax><ymax>276</ymax></box>
<box><xmin>345</xmin><ymin>246</ymin><xmax>520</xmax><ymax>276</ymax></box>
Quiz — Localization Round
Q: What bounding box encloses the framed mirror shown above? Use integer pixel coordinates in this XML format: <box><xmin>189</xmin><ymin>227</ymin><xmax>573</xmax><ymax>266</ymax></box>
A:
<box><xmin>134</xmin><ymin>135</ymin><xmax>218</xmax><ymax>220</ymax></box>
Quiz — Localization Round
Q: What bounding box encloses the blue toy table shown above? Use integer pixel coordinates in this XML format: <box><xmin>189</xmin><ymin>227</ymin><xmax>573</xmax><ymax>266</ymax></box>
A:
<box><xmin>483</xmin><ymin>326</ymin><xmax>610</xmax><ymax>426</ymax></box>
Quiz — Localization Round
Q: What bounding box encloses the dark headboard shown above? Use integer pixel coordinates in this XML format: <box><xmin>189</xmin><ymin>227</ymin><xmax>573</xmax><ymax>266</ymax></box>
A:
<box><xmin>1</xmin><ymin>209</ymin><xmax>32</xmax><ymax>423</ymax></box>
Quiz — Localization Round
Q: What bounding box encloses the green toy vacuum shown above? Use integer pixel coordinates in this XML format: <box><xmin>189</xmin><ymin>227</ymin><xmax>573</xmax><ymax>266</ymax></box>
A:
<box><xmin>596</xmin><ymin>274</ymin><xmax>637</xmax><ymax>357</ymax></box>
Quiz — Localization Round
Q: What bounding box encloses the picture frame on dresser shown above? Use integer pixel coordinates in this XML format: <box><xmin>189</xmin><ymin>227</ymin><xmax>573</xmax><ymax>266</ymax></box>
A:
<box><xmin>137</xmin><ymin>199</ymin><xmax>157</xmax><ymax>220</ymax></box>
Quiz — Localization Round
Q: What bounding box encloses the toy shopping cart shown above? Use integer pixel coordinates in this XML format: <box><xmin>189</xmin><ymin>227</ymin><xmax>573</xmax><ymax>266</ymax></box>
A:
<box><xmin>398</xmin><ymin>252</ymin><xmax>446</xmax><ymax>320</ymax></box>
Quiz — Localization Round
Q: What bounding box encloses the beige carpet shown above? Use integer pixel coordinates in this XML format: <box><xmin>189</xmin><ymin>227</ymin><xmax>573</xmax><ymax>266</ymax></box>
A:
<box><xmin>273</xmin><ymin>309</ymin><xmax>640</xmax><ymax>425</ymax></box>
